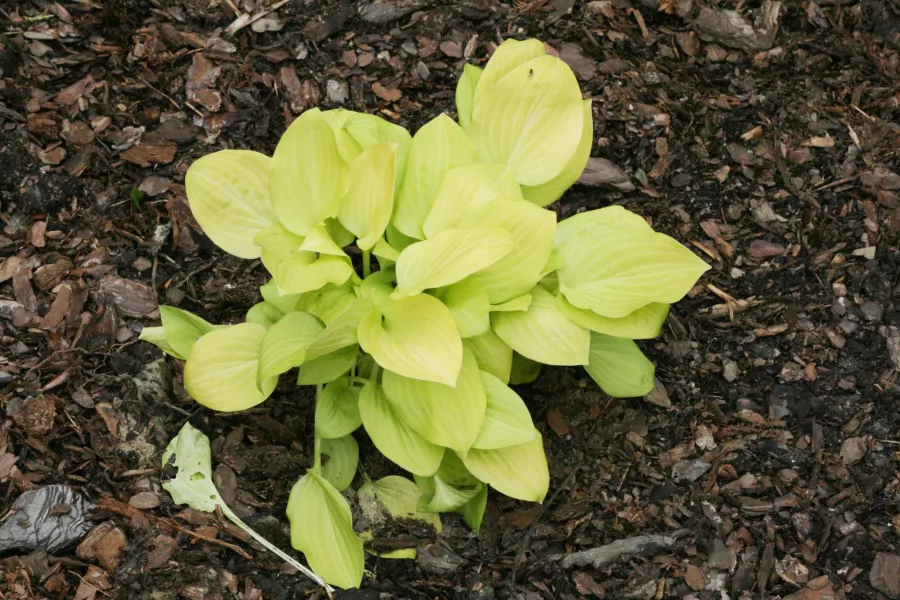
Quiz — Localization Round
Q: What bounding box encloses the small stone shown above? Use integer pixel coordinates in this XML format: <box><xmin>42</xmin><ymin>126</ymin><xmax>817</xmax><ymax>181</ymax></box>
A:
<box><xmin>695</xmin><ymin>424</ymin><xmax>716</xmax><ymax>450</ymax></box>
<box><xmin>326</xmin><ymin>80</ymin><xmax>349</xmax><ymax>105</ymax></box>
<box><xmin>671</xmin><ymin>173</ymin><xmax>693</xmax><ymax>187</ymax></box>
<box><xmin>643</xmin><ymin>378</ymin><xmax>671</xmax><ymax>408</ymax></box>
<box><xmin>672</xmin><ymin>459</ymin><xmax>711</xmax><ymax>483</ymax></box>
<box><xmin>723</xmin><ymin>359</ymin><xmax>739</xmax><ymax>382</ymax></box>
<box><xmin>129</xmin><ymin>492</ymin><xmax>161</xmax><ymax>510</ymax></box>
<box><xmin>707</xmin><ymin>539</ymin><xmax>730</xmax><ymax>570</ymax></box>
<box><xmin>776</xmin><ymin>555</ymin><xmax>809</xmax><ymax>585</ymax></box>
<box><xmin>841</xmin><ymin>437</ymin><xmax>867</xmax><ymax>465</ymax></box>
<box><xmin>870</xmin><ymin>554</ymin><xmax>900</xmax><ymax>598</ymax></box>
<box><xmin>861</xmin><ymin>301</ymin><xmax>884</xmax><ymax>322</ymax></box>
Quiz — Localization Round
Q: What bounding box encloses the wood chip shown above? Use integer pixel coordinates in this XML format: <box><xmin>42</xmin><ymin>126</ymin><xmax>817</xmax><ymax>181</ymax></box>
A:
<box><xmin>372</xmin><ymin>82</ymin><xmax>402</xmax><ymax>102</ymax></box>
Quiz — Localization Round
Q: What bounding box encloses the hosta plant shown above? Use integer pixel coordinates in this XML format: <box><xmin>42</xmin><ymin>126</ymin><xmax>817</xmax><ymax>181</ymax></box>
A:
<box><xmin>143</xmin><ymin>38</ymin><xmax>709</xmax><ymax>589</ymax></box>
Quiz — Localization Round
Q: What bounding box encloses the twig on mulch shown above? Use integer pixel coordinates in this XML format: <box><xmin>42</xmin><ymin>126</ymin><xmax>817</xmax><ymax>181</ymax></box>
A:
<box><xmin>556</xmin><ymin>530</ymin><xmax>689</xmax><ymax>569</ymax></box>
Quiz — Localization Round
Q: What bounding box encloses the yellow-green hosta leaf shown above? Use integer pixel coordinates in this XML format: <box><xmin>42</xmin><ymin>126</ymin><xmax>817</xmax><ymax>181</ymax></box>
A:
<box><xmin>299</xmin><ymin>223</ymin><xmax>349</xmax><ymax>256</ymax></box>
<box><xmin>306</xmin><ymin>297</ymin><xmax>374</xmax><ymax>360</ymax></box>
<box><xmin>358</xmin><ymin>475</ymin><xmax>442</xmax><ymax>532</ymax></box>
<box><xmin>473</xmin><ymin>371</ymin><xmax>534</xmax><ymax>450</ymax></box>
<box><xmin>509</xmin><ymin>353</ymin><xmax>542</xmax><ymax>385</ymax></box>
<box><xmin>321</xmin><ymin>109</ymin><xmax>364</xmax><ymax>164</ymax></box>
<box><xmin>260</xmin><ymin>279</ymin><xmax>302</xmax><ymax>313</ymax></box>
<box><xmin>258</xmin><ymin>311</ymin><xmax>324</xmax><ymax>384</ymax></box>
<box><xmin>287</xmin><ymin>473</ymin><xmax>364</xmax><ymax>590</ymax></box>
<box><xmin>184</xmin><ymin>323</ymin><xmax>277</xmax><ymax>412</ymax></box>
<box><xmin>320</xmin><ymin>435</ymin><xmax>359</xmax><ymax>492</ymax></box>
<box><xmin>358</xmin><ymin>382</ymin><xmax>444</xmax><ymax>476</ymax></box>
<box><xmin>393</xmin><ymin>114</ymin><xmax>478</xmax><ymax>239</ymax></box>
<box><xmin>461</xmin><ymin>432</ymin><xmax>549</xmax><ymax>503</ymax></box>
<box><xmin>463</xmin><ymin>330</ymin><xmax>513</xmax><ymax>384</ymax></box>
<box><xmin>470</xmin><ymin>55</ymin><xmax>583</xmax><ymax>186</ymax></box>
<box><xmin>422</xmin><ymin>164</ymin><xmax>522</xmax><ymax>238</ymax></box>
<box><xmin>555</xmin><ymin>205</ymin><xmax>652</xmax><ymax>249</ymax></box>
<box><xmin>521</xmin><ymin>99</ymin><xmax>593</xmax><ymax>206</ymax></box>
<box><xmin>455</xmin><ymin>63</ymin><xmax>482</xmax><ymax>131</ymax></box>
<box><xmin>297</xmin><ymin>345</ymin><xmax>359</xmax><ymax>385</ymax></box>
<box><xmin>248</xmin><ymin>301</ymin><xmax>287</xmax><ymax>330</ymax></box>
<box><xmin>184</xmin><ymin>150</ymin><xmax>277</xmax><ymax>259</ymax></box>
<box><xmin>296</xmin><ymin>284</ymin><xmax>356</xmax><ymax>325</ymax></box>
<box><xmin>386</xmin><ymin>222</ymin><xmax>417</xmax><ymax>253</ymax></box>
<box><xmin>139</xmin><ymin>326</ymin><xmax>181</xmax><ymax>358</ymax></box>
<box><xmin>489</xmin><ymin>293</ymin><xmax>532</xmax><ymax>312</ymax></box>
<box><xmin>373</xmin><ymin>237</ymin><xmax>401</xmax><ymax>266</ymax></box>
<box><xmin>491</xmin><ymin>286</ymin><xmax>589</xmax><ymax>366</ymax></box>
<box><xmin>557</xmin><ymin>225</ymin><xmax>709</xmax><ymax>318</ymax></box>
<box><xmin>473</xmin><ymin>38</ymin><xmax>546</xmax><ymax>106</ymax></box>
<box><xmin>557</xmin><ymin>295</ymin><xmax>669</xmax><ymax>339</ymax></box>
<box><xmin>394</xmin><ymin>227</ymin><xmax>515</xmax><ymax>298</ymax></box>
<box><xmin>419</xmin><ymin>475</ymin><xmax>480</xmax><ymax>513</ymax></box>
<box><xmin>342</xmin><ymin>113</ymin><xmax>412</xmax><ymax>191</ymax></box>
<box><xmin>271</xmin><ymin>108</ymin><xmax>349</xmax><ymax>236</ymax></box>
<box><xmin>316</xmin><ymin>377</ymin><xmax>362</xmax><ymax>439</ymax></box>
<box><xmin>326</xmin><ymin>217</ymin><xmax>356</xmax><ymax>248</ymax></box>
<box><xmin>584</xmin><ymin>333</ymin><xmax>655</xmax><ymax>397</ymax></box>
<box><xmin>256</xmin><ymin>224</ymin><xmax>354</xmax><ymax>295</ymax></box>
<box><xmin>459</xmin><ymin>199</ymin><xmax>556</xmax><ymax>304</ymax></box>
<box><xmin>382</xmin><ymin>349</ymin><xmax>486</xmax><ymax>455</ymax></box>
<box><xmin>431</xmin><ymin>278</ymin><xmax>490</xmax><ymax>338</ymax></box>
<box><xmin>158</xmin><ymin>306</ymin><xmax>215</xmax><ymax>358</ymax></box>
<box><xmin>338</xmin><ymin>143</ymin><xmax>396</xmax><ymax>251</ymax></box>
<box><xmin>358</xmin><ymin>294</ymin><xmax>462</xmax><ymax>386</ymax></box>
<box><xmin>457</xmin><ymin>483</ymin><xmax>488</xmax><ymax>533</ymax></box>
<box><xmin>357</xmin><ymin>270</ymin><xmax>395</xmax><ymax>311</ymax></box>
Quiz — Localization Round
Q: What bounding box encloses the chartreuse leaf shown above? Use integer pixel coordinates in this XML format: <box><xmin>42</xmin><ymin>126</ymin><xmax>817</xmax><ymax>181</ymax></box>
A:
<box><xmin>386</xmin><ymin>222</ymin><xmax>418</xmax><ymax>253</ymax></box>
<box><xmin>393</xmin><ymin>114</ymin><xmax>478</xmax><ymax>239</ymax></box>
<box><xmin>556</xmin><ymin>223</ymin><xmax>709</xmax><ymax>318</ymax></box>
<box><xmin>358</xmin><ymin>476</ymin><xmax>442</xmax><ymax>532</ymax></box>
<box><xmin>306</xmin><ymin>298</ymin><xmax>374</xmax><ymax>361</ymax></box>
<box><xmin>422</xmin><ymin>164</ymin><xmax>522</xmax><ymax>238</ymax></box>
<box><xmin>299</xmin><ymin>223</ymin><xmax>349</xmax><ymax>256</ymax></box>
<box><xmin>141</xmin><ymin>306</ymin><xmax>215</xmax><ymax>359</ymax></box>
<box><xmin>470</xmin><ymin>55</ymin><xmax>583</xmax><ymax>186</ymax></box>
<box><xmin>490</xmin><ymin>294</ymin><xmax>532</xmax><ymax>312</ymax></box>
<box><xmin>342</xmin><ymin>112</ymin><xmax>412</xmax><ymax>190</ymax></box>
<box><xmin>320</xmin><ymin>108</ymin><xmax>362</xmax><ymax>164</ymax></box>
<box><xmin>463</xmin><ymin>330</ymin><xmax>513</xmax><ymax>384</ymax></box>
<box><xmin>326</xmin><ymin>217</ymin><xmax>356</xmax><ymax>248</ymax></box>
<box><xmin>509</xmin><ymin>353</ymin><xmax>542</xmax><ymax>385</ymax></box>
<box><xmin>394</xmin><ymin>227</ymin><xmax>515</xmax><ymax>297</ymax></box>
<box><xmin>260</xmin><ymin>279</ymin><xmax>302</xmax><ymax>313</ymax></box>
<box><xmin>358</xmin><ymin>382</ymin><xmax>444</xmax><ymax>476</ymax></box>
<box><xmin>474</xmin><ymin>38</ymin><xmax>546</xmax><ymax>103</ymax></box>
<box><xmin>357</xmin><ymin>270</ymin><xmax>395</xmax><ymax>310</ymax></box>
<box><xmin>184</xmin><ymin>323</ymin><xmax>277</xmax><ymax>412</ymax></box>
<box><xmin>491</xmin><ymin>286</ymin><xmax>589</xmax><ymax>366</ymax></box>
<box><xmin>457</xmin><ymin>484</ymin><xmax>488</xmax><ymax>533</ymax></box>
<box><xmin>320</xmin><ymin>435</ymin><xmax>359</xmax><ymax>492</ymax></box>
<box><xmin>246</xmin><ymin>302</ymin><xmax>286</xmax><ymax>329</ymax></box>
<box><xmin>459</xmin><ymin>199</ymin><xmax>556</xmax><ymax>304</ymax></box>
<box><xmin>256</xmin><ymin>224</ymin><xmax>354</xmax><ymax>295</ymax></box>
<box><xmin>555</xmin><ymin>205</ymin><xmax>652</xmax><ymax>248</ymax></box>
<box><xmin>358</xmin><ymin>294</ymin><xmax>462</xmax><ymax>386</ymax></box>
<box><xmin>521</xmin><ymin>99</ymin><xmax>593</xmax><ymax>206</ymax></box>
<box><xmin>584</xmin><ymin>333</ymin><xmax>655</xmax><ymax>397</ymax></box>
<box><xmin>338</xmin><ymin>142</ymin><xmax>396</xmax><ymax>250</ymax></box>
<box><xmin>419</xmin><ymin>475</ymin><xmax>480</xmax><ymax>512</ymax></box>
<box><xmin>455</xmin><ymin>63</ymin><xmax>482</xmax><ymax>131</ymax></box>
<box><xmin>296</xmin><ymin>284</ymin><xmax>356</xmax><ymax>325</ymax></box>
<box><xmin>557</xmin><ymin>295</ymin><xmax>669</xmax><ymax>339</ymax></box>
<box><xmin>139</xmin><ymin>326</ymin><xmax>180</xmax><ymax>358</ymax></box>
<box><xmin>373</xmin><ymin>237</ymin><xmax>400</xmax><ymax>263</ymax></box>
<box><xmin>184</xmin><ymin>150</ymin><xmax>276</xmax><ymax>259</ymax></box>
<box><xmin>316</xmin><ymin>377</ymin><xmax>362</xmax><ymax>439</ymax></box>
<box><xmin>287</xmin><ymin>473</ymin><xmax>364</xmax><ymax>590</ymax></box>
<box><xmin>271</xmin><ymin>108</ymin><xmax>349</xmax><ymax>236</ymax></box>
<box><xmin>473</xmin><ymin>371</ymin><xmax>534</xmax><ymax>450</ymax></box>
<box><xmin>382</xmin><ymin>349</ymin><xmax>486</xmax><ymax>455</ymax></box>
<box><xmin>461</xmin><ymin>431</ymin><xmax>548</xmax><ymax>503</ymax></box>
<box><xmin>431</xmin><ymin>278</ymin><xmax>490</xmax><ymax>338</ymax></box>
<box><xmin>163</xmin><ymin>424</ymin><xmax>330</xmax><ymax>592</ymax></box>
<box><xmin>297</xmin><ymin>345</ymin><xmax>358</xmax><ymax>385</ymax></box>
<box><xmin>258</xmin><ymin>311</ymin><xmax>324</xmax><ymax>384</ymax></box>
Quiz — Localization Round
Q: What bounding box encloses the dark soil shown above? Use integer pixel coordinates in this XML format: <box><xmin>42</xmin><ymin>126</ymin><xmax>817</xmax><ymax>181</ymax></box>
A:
<box><xmin>2</xmin><ymin>1</ymin><xmax>900</xmax><ymax>599</ymax></box>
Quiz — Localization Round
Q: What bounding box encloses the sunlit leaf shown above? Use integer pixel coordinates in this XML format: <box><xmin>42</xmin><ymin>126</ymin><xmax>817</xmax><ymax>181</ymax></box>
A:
<box><xmin>256</xmin><ymin>224</ymin><xmax>354</xmax><ymax>295</ymax></box>
<box><xmin>246</xmin><ymin>302</ymin><xmax>286</xmax><ymax>329</ymax></box>
<box><xmin>299</xmin><ymin>223</ymin><xmax>349</xmax><ymax>256</ymax></box>
<box><xmin>382</xmin><ymin>349</ymin><xmax>486</xmax><ymax>455</ymax></box>
<box><xmin>489</xmin><ymin>294</ymin><xmax>532</xmax><ymax>312</ymax></box>
<box><xmin>491</xmin><ymin>286</ymin><xmax>589</xmax><ymax>366</ymax></box>
<box><xmin>419</xmin><ymin>475</ymin><xmax>480</xmax><ymax>512</ymax></box>
<box><xmin>139</xmin><ymin>326</ymin><xmax>181</xmax><ymax>358</ymax></box>
<box><xmin>260</xmin><ymin>279</ymin><xmax>302</xmax><ymax>313</ymax></box>
<box><xmin>306</xmin><ymin>297</ymin><xmax>374</xmax><ymax>361</ymax></box>
<box><xmin>184</xmin><ymin>323</ymin><xmax>277</xmax><ymax>412</ymax></box>
<box><xmin>584</xmin><ymin>333</ymin><xmax>655</xmax><ymax>397</ymax></box>
<box><xmin>431</xmin><ymin>278</ymin><xmax>490</xmax><ymax>338</ymax></box>
<box><xmin>556</xmin><ymin>222</ymin><xmax>709</xmax><ymax>318</ymax></box>
<box><xmin>316</xmin><ymin>377</ymin><xmax>362</xmax><ymax>439</ymax></box>
<box><xmin>185</xmin><ymin>150</ymin><xmax>277</xmax><ymax>259</ymax></box>
<box><xmin>455</xmin><ymin>63</ymin><xmax>482</xmax><ymax>131</ymax></box>
<box><xmin>296</xmin><ymin>284</ymin><xmax>356</xmax><ymax>325</ymax></box>
<box><xmin>557</xmin><ymin>295</ymin><xmax>669</xmax><ymax>339</ymax></box>
<box><xmin>372</xmin><ymin>237</ymin><xmax>400</xmax><ymax>264</ymax></box>
<box><xmin>297</xmin><ymin>345</ymin><xmax>359</xmax><ymax>385</ymax></box>
<box><xmin>521</xmin><ymin>99</ymin><xmax>593</xmax><ymax>206</ymax></box>
<box><xmin>258</xmin><ymin>311</ymin><xmax>324</xmax><ymax>384</ymax></box>
<box><xmin>287</xmin><ymin>473</ymin><xmax>364</xmax><ymax>589</ymax></box>
<box><xmin>161</xmin><ymin>422</ymin><xmax>223</xmax><ymax>512</ymax></box>
<box><xmin>422</xmin><ymin>164</ymin><xmax>522</xmax><ymax>238</ymax></box>
<box><xmin>342</xmin><ymin>112</ymin><xmax>412</xmax><ymax>191</ymax></box>
<box><xmin>473</xmin><ymin>371</ymin><xmax>535</xmax><ymax>450</ymax></box>
<box><xmin>156</xmin><ymin>306</ymin><xmax>215</xmax><ymax>358</ymax></box>
<box><xmin>321</xmin><ymin>108</ymin><xmax>363</xmax><ymax>164</ymax></box>
<box><xmin>463</xmin><ymin>330</ymin><xmax>513</xmax><ymax>384</ymax></box>
<box><xmin>394</xmin><ymin>227</ymin><xmax>515</xmax><ymax>297</ymax></box>
<box><xmin>358</xmin><ymin>294</ymin><xmax>462</xmax><ymax>386</ymax></box>
<box><xmin>457</xmin><ymin>484</ymin><xmax>488</xmax><ymax>533</ymax></box>
<box><xmin>470</xmin><ymin>55</ymin><xmax>583</xmax><ymax>186</ymax></box>
<box><xmin>271</xmin><ymin>108</ymin><xmax>349</xmax><ymax>236</ymax></box>
<box><xmin>554</xmin><ymin>205</ymin><xmax>652</xmax><ymax>248</ymax></box>
<box><xmin>338</xmin><ymin>142</ymin><xmax>396</xmax><ymax>250</ymax></box>
<box><xmin>386</xmin><ymin>222</ymin><xmax>418</xmax><ymax>253</ymax></box>
<box><xmin>393</xmin><ymin>114</ymin><xmax>478</xmax><ymax>239</ymax></box>
<box><xmin>459</xmin><ymin>199</ymin><xmax>556</xmax><ymax>304</ymax></box>
<box><xmin>358</xmin><ymin>382</ymin><xmax>445</xmax><ymax>476</ymax></box>
<box><xmin>320</xmin><ymin>435</ymin><xmax>359</xmax><ymax>492</ymax></box>
<box><xmin>461</xmin><ymin>432</ymin><xmax>549</xmax><ymax>503</ymax></box>
<box><xmin>357</xmin><ymin>270</ymin><xmax>395</xmax><ymax>311</ymax></box>
<box><xmin>359</xmin><ymin>476</ymin><xmax>443</xmax><ymax>532</ymax></box>
<box><xmin>326</xmin><ymin>217</ymin><xmax>356</xmax><ymax>248</ymax></box>
<box><xmin>509</xmin><ymin>353</ymin><xmax>542</xmax><ymax>384</ymax></box>
<box><xmin>473</xmin><ymin>38</ymin><xmax>546</xmax><ymax>106</ymax></box>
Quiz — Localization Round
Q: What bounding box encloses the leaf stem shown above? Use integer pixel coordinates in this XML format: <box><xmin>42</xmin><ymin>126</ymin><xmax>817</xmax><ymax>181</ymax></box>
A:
<box><xmin>313</xmin><ymin>384</ymin><xmax>323</xmax><ymax>473</ymax></box>
<box><xmin>362</xmin><ymin>249</ymin><xmax>371</xmax><ymax>278</ymax></box>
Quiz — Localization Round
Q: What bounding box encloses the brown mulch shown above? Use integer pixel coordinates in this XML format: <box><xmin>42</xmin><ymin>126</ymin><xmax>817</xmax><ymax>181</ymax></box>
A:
<box><xmin>2</xmin><ymin>0</ymin><xmax>900</xmax><ymax>599</ymax></box>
